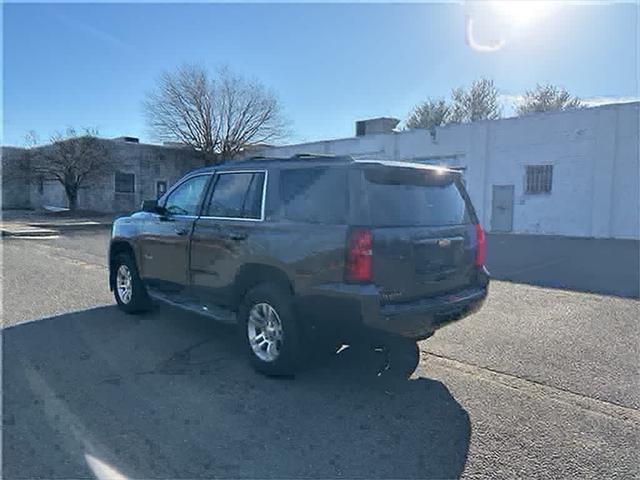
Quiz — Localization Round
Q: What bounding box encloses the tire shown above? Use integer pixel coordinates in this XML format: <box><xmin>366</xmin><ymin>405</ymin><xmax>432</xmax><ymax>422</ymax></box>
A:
<box><xmin>238</xmin><ymin>283</ymin><xmax>302</xmax><ymax>376</ymax></box>
<box><xmin>113</xmin><ymin>253</ymin><xmax>151</xmax><ymax>313</ymax></box>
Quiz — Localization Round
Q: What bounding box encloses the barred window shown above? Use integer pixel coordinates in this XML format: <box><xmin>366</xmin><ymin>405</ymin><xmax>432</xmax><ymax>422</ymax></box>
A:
<box><xmin>115</xmin><ymin>172</ymin><xmax>135</xmax><ymax>193</ymax></box>
<box><xmin>525</xmin><ymin>165</ymin><xmax>553</xmax><ymax>194</ymax></box>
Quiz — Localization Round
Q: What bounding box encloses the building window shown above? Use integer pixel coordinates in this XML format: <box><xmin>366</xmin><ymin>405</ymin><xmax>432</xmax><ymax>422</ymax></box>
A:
<box><xmin>115</xmin><ymin>172</ymin><xmax>135</xmax><ymax>193</ymax></box>
<box><xmin>356</xmin><ymin>121</ymin><xmax>366</xmax><ymax>137</ymax></box>
<box><xmin>525</xmin><ymin>165</ymin><xmax>553</xmax><ymax>194</ymax></box>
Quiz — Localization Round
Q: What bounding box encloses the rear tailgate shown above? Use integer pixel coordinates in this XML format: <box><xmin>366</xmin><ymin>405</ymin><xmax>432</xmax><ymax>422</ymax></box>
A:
<box><xmin>360</xmin><ymin>165</ymin><xmax>477</xmax><ymax>303</ymax></box>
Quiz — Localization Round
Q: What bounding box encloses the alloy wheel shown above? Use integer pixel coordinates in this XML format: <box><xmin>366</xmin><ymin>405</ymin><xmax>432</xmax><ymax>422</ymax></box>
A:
<box><xmin>247</xmin><ymin>302</ymin><xmax>284</xmax><ymax>362</ymax></box>
<box><xmin>116</xmin><ymin>264</ymin><xmax>133</xmax><ymax>304</ymax></box>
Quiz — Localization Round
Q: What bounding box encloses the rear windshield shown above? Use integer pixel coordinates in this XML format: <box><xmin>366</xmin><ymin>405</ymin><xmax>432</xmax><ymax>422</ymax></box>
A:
<box><xmin>363</xmin><ymin>167</ymin><xmax>472</xmax><ymax>227</ymax></box>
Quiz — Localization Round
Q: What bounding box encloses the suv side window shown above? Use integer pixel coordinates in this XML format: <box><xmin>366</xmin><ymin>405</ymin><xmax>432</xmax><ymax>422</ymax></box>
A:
<box><xmin>163</xmin><ymin>175</ymin><xmax>209</xmax><ymax>216</ymax></box>
<box><xmin>206</xmin><ymin>172</ymin><xmax>265</xmax><ymax>219</ymax></box>
<box><xmin>279</xmin><ymin>167</ymin><xmax>347</xmax><ymax>224</ymax></box>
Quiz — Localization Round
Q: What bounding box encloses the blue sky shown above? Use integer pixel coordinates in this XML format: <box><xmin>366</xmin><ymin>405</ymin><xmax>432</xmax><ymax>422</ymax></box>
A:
<box><xmin>2</xmin><ymin>1</ymin><xmax>638</xmax><ymax>146</ymax></box>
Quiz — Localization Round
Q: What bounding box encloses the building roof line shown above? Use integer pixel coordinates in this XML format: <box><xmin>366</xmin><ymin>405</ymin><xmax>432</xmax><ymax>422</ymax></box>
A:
<box><xmin>258</xmin><ymin>101</ymin><xmax>640</xmax><ymax>151</ymax></box>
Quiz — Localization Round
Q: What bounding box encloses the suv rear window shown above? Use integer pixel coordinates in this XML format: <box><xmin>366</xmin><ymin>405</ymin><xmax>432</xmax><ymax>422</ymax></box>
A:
<box><xmin>279</xmin><ymin>167</ymin><xmax>347</xmax><ymax>224</ymax></box>
<box><xmin>363</xmin><ymin>167</ymin><xmax>471</xmax><ymax>227</ymax></box>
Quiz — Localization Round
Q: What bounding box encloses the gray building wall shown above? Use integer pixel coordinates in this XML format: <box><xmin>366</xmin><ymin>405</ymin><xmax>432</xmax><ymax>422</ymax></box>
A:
<box><xmin>1</xmin><ymin>146</ymin><xmax>32</xmax><ymax>209</ymax></box>
<box><xmin>2</xmin><ymin>140</ymin><xmax>205</xmax><ymax>213</ymax></box>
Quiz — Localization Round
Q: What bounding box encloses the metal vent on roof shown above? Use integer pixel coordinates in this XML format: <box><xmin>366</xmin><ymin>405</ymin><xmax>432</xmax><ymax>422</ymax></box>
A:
<box><xmin>355</xmin><ymin>118</ymin><xmax>400</xmax><ymax>136</ymax></box>
<box><xmin>113</xmin><ymin>136</ymin><xmax>139</xmax><ymax>143</ymax></box>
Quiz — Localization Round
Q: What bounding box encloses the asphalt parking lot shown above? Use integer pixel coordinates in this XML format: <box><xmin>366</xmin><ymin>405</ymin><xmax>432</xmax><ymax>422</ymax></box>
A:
<box><xmin>2</xmin><ymin>229</ymin><xmax>639</xmax><ymax>478</ymax></box>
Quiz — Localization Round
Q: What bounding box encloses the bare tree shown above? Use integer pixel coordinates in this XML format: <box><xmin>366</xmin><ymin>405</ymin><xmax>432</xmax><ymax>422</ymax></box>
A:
<box><xmin>517</xmin><ymin>84</ymin><xmax>583</xmax><ymax>115</ymax></box>
<box><xmin>29</xmin><ymin>128</ymin><xmax>112</xmax><ymax>210</ymax></box>
<box><xmin>406</xmin><ymin>99</ymin><xmax>450</xmax><ymax>131</ymax></box>
<box><xmin>449</xmin><ymin>78</ymin><xmax>502</xmax><ymax>123</ymax></box>
<box><xmin>24</xmin><ymin>130</ymin><xmax>40</xmax><ymax>148</ymax></box>
<box><xmin>406</xmin><ymin>79</ymin><xmax>502</xmax><ymax>131</ymax></box>
<box><xmin>144</xmin><ymin>65</ymin><xmax>287</xmax><ymax>164</ymax></box>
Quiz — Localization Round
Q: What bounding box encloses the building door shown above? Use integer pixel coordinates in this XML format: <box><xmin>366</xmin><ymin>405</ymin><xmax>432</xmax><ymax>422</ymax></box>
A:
<box><xmin>156</xmin><ymin>180</ymin><xmax>167</xmax><ymax>198</ymax></box>
<box><xmin>491</xmin><ymin>185</ymin><xmax>514</xmax><ymax>232</ymax></box>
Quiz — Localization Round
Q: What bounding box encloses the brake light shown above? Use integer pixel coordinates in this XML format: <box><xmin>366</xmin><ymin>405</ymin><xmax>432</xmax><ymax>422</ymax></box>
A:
<box><xmin>346</xmin><ymin>228</ymin><xmax>373</xmax><ymax>282</ymax></box>
<box><xmin>475</xmin><ymin>223</ymin><xmax>486</xmax><ymax>267</ymax></box>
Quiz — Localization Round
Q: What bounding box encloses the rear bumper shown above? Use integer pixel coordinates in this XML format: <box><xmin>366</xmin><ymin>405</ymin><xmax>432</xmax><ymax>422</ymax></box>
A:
<box><xmin>302</xmin><ymin>268</ymin><xmax>489</xmax><ymax>340</ymax></box>
<box><xmin>367</xmin><ymin>285</ymin><xmax>487</xmax><ymax>338</ymax></box>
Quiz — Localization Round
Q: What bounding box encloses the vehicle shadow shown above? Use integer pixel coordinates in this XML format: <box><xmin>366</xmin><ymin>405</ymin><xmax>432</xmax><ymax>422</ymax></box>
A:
<box><xmin>3</xmin><ymin>305</ymin><xmax>470</xmax><ymax>479</ymax></box>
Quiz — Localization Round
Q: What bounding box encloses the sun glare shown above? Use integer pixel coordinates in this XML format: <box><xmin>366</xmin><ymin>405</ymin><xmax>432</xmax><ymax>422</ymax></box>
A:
<box><xmin>466</xmin><ymin>1</ymin><xmax>561</xmax><ymax>52</ymax></box>
<box><xmin>490</xmin><ymin>1</ymin><xmax>559</xmax><ymax>28</ymax></box>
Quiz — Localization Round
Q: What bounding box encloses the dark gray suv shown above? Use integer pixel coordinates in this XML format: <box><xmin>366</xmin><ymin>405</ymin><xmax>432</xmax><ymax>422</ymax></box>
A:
<box><xmin>109</xmin><ymin>154</ymin><xmax>489</xmax><ymax>375</ymax></box>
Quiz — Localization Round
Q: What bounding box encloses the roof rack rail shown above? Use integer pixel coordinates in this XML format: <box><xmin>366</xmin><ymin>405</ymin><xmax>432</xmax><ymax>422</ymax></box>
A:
<box><xmin>290</xmin><ymin>153</ymin><xmax>353</xmax><ymax>161</ymax></box>
<box><xmin>291</xmin><ymin>152</ymin><xmax>333</xmax><ymax>157</ymax></box>
<box><xmin>238</xmin><ymin>155</ymin><xmax>276</xmax><ymax>161</ymax></box>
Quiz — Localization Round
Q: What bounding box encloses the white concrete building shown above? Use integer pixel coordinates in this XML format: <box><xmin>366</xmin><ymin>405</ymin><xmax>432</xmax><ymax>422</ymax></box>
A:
<box><xmin>249</xmin><ymin>102</ymin><xmax>639</xmax><ymax>240</ymax></box>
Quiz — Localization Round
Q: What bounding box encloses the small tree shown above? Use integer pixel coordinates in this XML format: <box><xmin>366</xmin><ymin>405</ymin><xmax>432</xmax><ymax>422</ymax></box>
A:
<box><xmin>517</xmin><ymin>84</ymin><xmax>583</xmax><ymax>115</ymax></box>
<box><xmin>30</xmin><ymin>128</ymin><xmax>112</xmax><ymax>210</ymax></box>
<box><xmin>449</xmin><ymin>78</ymin><xmax>502</xmax><ymax>123</ymax></box>
<box><xmin>144</xmin><ymin>64</ymin><xmax>287</xmax><ymax>164</ymax></box>
<box><xmin>406</xmin><ymin>78</ymin><xmax>502</xmax><ymax>131</ymax></box>
<box><xmin>406</xmin><ymin>99</ymin><xmax>450</xmax><ymax>131</ymax></box>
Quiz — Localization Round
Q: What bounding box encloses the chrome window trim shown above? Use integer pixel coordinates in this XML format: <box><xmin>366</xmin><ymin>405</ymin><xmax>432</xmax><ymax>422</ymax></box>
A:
<box><xmin>200</xmin><ymin>169</ymin><xmax>268</xmax><ymax>222</ymax></box>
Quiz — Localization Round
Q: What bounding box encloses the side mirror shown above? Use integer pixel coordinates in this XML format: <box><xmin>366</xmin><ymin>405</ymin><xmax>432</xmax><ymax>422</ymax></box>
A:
<box><xmin>141</xmin><ymin>199</ymin><xmax>164</xmax><ymax>214</ymax></box>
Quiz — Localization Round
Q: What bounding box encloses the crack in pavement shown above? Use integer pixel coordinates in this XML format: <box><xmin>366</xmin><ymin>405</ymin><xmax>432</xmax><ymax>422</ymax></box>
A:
<box><xmin>423</xmin><ymin>351</ymin><xmax>640</xmax><ymax>425</ymax></box>
<box><xmin>134</xmin><ymin>339</ymin><xmax>217</xmax><ymax>377</ymax></box>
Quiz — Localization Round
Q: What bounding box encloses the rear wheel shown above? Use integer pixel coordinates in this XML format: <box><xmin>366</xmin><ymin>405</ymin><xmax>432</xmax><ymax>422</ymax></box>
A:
<box><xmin>238</xmin><ymin>283</ymin><xmax>302</xmax><ymax>376</ymax></box>
<box><xmin>113</xmin><ymin>253</ymin><xmax>150</xmax><ymax>313</ymax></box>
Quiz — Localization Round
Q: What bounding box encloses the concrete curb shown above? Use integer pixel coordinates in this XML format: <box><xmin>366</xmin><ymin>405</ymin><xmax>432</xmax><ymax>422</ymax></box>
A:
<box><xmin>1</xmin><ymin>227</ymin><xmax>59</xmax><ymax>238</ymax></box>
<box><xmin>28</xmin><ymin>221</ymin><xmax>113</xmax><ymax>231</ymax></box>
<box><xmin>1</xmin><ymin>221</ymin><xmax>113</xmax><ymax>238</ymax></box>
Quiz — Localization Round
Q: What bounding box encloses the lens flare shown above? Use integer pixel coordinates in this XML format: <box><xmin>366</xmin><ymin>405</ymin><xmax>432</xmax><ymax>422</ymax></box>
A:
<box><xmin>490</xmin><ymin>0</ymin><xmax>558</xmax><ymax>28</ymax></box>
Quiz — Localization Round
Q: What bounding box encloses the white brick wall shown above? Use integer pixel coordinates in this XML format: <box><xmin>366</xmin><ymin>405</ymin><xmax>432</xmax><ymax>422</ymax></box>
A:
<box><xmin>251</xmin><ymin>102</ymin><xmax>640</xmax><ymax>240</ymax></box>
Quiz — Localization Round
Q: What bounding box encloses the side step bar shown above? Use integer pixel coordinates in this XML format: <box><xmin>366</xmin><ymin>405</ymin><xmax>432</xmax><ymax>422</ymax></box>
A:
<box><xmin>147</xmin><ymin>289</ymin><xmax>237</xmax><ymax>325</ymax></box>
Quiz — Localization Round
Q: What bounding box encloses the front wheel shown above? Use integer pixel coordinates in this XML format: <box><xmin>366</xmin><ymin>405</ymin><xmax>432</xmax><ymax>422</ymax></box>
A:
<box><xmin>113</xmin><ymin>253</ymin><xmax>151</xmax><ymax>313</ymax></box>
<box><xmin>238</xmin><ymin>283</ymin><xmax>302</xmax><ymax>376</ymax></box>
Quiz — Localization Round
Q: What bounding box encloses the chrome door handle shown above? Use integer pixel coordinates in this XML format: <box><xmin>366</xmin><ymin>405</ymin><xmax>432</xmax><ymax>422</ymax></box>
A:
<box><xmin>175</xmin><ymin>227</ymin><xmax>189</xmax><ymax>236</ymax></box>
<box><xmin>229</xmin><ymin>233</ymin><xmax>247</xmax><ymax>241</ymax></box>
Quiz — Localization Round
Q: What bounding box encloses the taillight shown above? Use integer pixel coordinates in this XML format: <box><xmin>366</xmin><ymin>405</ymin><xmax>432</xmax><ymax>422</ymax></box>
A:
<box><xmin>475</xmin><ymin>223</ymin><xmax>486</xmax><ymax>267</ymax></box>
<box><xmin>346</xmin><ymin>228</ymin><xmax>373</xmax><ymax>282</ymax></box>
